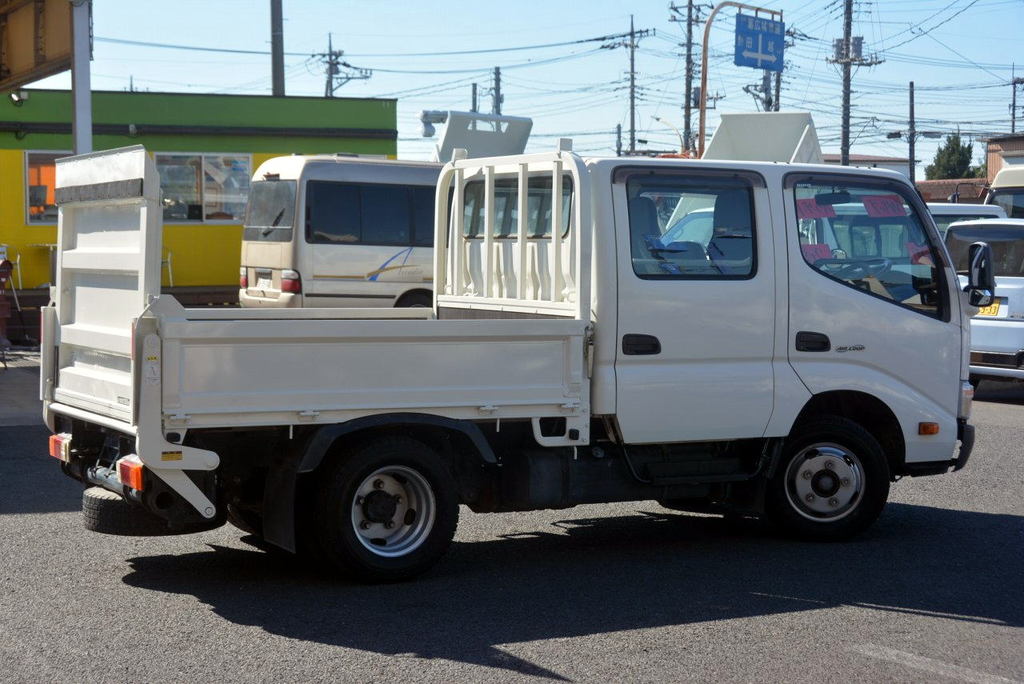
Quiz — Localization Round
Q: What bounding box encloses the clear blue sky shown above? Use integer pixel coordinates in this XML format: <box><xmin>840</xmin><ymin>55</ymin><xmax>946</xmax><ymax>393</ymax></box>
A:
<box><xmin>31</xmin><ymin>0</ymin><xmax>1024</xmax><ymax>172</ymax></box>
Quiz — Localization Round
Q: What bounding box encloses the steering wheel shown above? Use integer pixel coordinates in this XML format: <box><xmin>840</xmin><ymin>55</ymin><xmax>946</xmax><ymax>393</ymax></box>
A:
<box><xmin>814</xmin><ymin>257</ymin><xmax>892</xmax><ymax>281</ymax></box>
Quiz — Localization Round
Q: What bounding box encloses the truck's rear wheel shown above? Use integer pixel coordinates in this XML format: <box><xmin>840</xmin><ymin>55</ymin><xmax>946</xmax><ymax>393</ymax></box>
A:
<box><xmin>314</xmin><ymin>436</ymin><xmax>459</xmax><ymax>582</ymax></box>
<box><xmin>766</xmin><ymin>416</ymin><xmax>890</xmax><ymax>541</ymax></box>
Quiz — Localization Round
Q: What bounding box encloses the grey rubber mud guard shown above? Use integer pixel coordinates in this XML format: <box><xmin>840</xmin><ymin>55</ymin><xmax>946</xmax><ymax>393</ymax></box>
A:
<box><xmin>262</xmin><ymin>414</ymin><xmax>496</xmax><ymax>552</ymax></box>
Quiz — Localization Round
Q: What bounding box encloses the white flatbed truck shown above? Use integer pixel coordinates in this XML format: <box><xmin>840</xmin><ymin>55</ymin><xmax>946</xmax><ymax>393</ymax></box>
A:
<box><xmin>41</xmin><ymin>144</ymin><xmax>992</xmax><ymax>581</ymax></box>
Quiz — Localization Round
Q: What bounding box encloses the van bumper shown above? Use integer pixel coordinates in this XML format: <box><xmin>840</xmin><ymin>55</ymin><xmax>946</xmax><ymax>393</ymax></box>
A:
<box><xmin>238</xmin><ymin>289</ymin><xmax>302</xmax><ymax>308</ymax></box>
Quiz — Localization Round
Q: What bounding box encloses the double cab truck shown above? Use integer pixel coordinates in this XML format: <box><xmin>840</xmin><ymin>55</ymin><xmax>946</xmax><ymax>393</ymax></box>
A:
<box><xmin>41</xmin><ymin>144</ymin><xmax>992</xmax><ymax>581</ymax></box>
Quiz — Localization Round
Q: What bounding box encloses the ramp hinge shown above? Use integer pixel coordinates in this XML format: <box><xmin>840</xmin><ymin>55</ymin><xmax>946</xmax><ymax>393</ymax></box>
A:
<box><xmin>167</xmin><ymin>413</ymin><xmax>190</xmax><ymax>425</ymax></box>
<box><xmin>478</xmin><ymin>405</ymin><xmax>499</xmax><ymax>414</ymax></box>
<box><xmin>298</xmin><ymin>410</ymin><xmax>321</xmax><ymax>421</ymax></box>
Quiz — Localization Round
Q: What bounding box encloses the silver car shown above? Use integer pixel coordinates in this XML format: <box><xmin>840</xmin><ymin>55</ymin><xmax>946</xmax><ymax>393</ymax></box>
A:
<box><xmin>945</xmin><ymin>219</ymin><xmax>1024</xmax><ymax>387</ymax></box>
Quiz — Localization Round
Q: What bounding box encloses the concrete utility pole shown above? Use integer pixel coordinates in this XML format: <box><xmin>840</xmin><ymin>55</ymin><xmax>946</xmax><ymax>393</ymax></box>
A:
<box><xmin>1012</xmin><ymin>77</ymin><xmax>1024</xmax><ymax>133</ymax></box>
<box><xmin>616</xmin><ymin>123</ymin><xmax>622</xmax><ymax>157</ymax></box>
<box><xmin>492</xmin><ymin>67</ymin><xmax>502</xmax><ymax>115</ymax></box>
<box><xmin>629</xmin><ymin>16</ymin><xmax>637</xmax><ymax>153</ymax></box>
<box><xmin>271</xmin><ymin>0</ymin><xmax>284</xmax><ymax>96</ymax></box>
<box><xmin>908</xmin><ymin>80</ymin><xmax>916</xmax><ymax>183</ymax></box>
<box><xmin>471</xmin><ymin>83</ymin><xmax>478</xmax><ymax>112</ymax></box>
<box><xmin>669</xmin><ymin>1</ymin><xmax>710</xmax><ymax>151</ymax></box>
<box><xmin>830</xmin><ymin>0</ymin><xmax>883</xmax><ymax>165</ymax></box>
<box><xmin>316</xmin><ymin>34</ymin><xmax>371</xmax><ymax>97</ymax></box>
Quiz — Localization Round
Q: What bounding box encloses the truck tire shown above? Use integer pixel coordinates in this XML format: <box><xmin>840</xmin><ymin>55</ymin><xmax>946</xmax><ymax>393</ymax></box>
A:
<box><xmin>766</xmin><ymin>416</ymin><xmax>890</xmax><ymax>541</ymax></box>
<box><xmin>314</xmin><ymin>436</ymin><xmax>459</xmax><ymax>582</ymax></box>
<box><xmin>83</xmin><ymin>486</ymin><xmax>171</xmax><ymax>536</ymax></box>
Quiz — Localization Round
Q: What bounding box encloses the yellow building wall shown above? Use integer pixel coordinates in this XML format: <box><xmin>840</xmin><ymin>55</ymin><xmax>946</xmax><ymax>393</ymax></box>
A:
<box><xmin>0</xmin><ymin>150</ymin><xmax>278</xmax><ymax>289</ymax></box>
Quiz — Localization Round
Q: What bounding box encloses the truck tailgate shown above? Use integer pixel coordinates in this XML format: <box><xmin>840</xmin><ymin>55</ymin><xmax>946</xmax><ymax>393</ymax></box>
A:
<box><xmin>47</xmin><ymin>146</ymin><xmax>161</xmax><ymax>425</ymax></box>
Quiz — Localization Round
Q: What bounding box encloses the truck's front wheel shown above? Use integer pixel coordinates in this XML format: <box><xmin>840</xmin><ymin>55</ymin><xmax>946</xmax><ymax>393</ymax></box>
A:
<box><xmin>766</xmin><ymin>416</ymin><xmax>890</xmax><ymax>541</ymax></box>
<box><xmin>315</xmin><ymin>436</ymin><xmax>459</xmax><ymax>582</ymax></box>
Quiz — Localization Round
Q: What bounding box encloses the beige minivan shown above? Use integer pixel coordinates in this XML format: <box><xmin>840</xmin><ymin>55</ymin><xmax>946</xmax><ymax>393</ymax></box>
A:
<box><xmin>239</xmin><ymin>155</ymin><xmax>441</xmax><ymax>308</ymax></box>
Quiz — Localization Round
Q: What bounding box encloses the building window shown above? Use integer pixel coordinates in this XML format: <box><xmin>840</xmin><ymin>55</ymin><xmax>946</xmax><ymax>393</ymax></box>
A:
<box><xmin>156</xmin><ymin>153</ymin><xmax>251</xmax><ymax>222</ymax></box>
<box><xmin>26</xmin><ymin>151</ymin><xmax>67</xmax><ymax>224</ymax></box>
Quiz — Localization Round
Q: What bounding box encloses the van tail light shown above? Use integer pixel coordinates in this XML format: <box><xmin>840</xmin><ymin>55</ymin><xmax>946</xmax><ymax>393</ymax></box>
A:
<box><xmin>239</xmin><ymin>267</ymin><xmax>248</xmax><ymax>289</ymax></box>
<box><xmin>281</xmin><ymin>269</ymin><xmax>302</xmax><ymax>294</ymax></box>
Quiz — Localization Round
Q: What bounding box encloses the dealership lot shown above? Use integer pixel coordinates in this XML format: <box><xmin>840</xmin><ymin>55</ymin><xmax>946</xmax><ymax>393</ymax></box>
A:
<box><xmin>0</xmin><ymin>365</ymin><xmax>1022</xmax><ymax>682</ymax></box>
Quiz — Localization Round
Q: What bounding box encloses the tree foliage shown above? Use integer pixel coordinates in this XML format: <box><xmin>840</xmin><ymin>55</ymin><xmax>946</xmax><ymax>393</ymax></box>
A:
<box><xmin>925</xmin><ymin>134</ymin><xmax>984</xmax><ymax>179</ymax></box>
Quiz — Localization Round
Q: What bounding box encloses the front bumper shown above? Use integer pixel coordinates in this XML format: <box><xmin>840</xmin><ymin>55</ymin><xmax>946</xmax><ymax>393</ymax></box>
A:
<box><xmin>902</xmin><ymin>419</ymin><xmax>974</xmax><ymax>476</ymax></box>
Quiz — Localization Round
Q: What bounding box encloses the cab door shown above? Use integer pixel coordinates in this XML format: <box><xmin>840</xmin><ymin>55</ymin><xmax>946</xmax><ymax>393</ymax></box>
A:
<box><xmin>612</xmin><ymin>168</ymin><xmax>777</xmax><ymax>444</ymax></box>
<box><xmin>784</xmin><ymin>174</ymin><xmax>961</xmax><ymax>463</ymax></box>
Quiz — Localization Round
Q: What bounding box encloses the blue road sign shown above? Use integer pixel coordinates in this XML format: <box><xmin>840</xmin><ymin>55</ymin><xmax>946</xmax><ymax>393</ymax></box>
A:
<box><xmin>734</xmin><ymin>14</ymin><xmax>785</xmax><ymax>72</ymax></box>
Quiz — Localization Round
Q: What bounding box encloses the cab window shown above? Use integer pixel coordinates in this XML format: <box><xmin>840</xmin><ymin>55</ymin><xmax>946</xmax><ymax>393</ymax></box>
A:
<box><xmin>792</xmin><ymin>180</ymin><xmax>946</xmax><ymax>319</ymax></box>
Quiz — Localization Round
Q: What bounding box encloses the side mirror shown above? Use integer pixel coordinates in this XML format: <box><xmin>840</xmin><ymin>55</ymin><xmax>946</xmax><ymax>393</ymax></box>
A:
<box><xmin>965</xmin><ymin>241</ymin><xmax>995</xmax><ymax>307</ymax></box>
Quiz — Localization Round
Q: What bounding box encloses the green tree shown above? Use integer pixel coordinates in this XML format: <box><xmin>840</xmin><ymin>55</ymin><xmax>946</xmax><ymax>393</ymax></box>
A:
<box><xmin>925</xmin><ymin>134</ymin><xmax>976</xmax><ymax>179</ymax></box>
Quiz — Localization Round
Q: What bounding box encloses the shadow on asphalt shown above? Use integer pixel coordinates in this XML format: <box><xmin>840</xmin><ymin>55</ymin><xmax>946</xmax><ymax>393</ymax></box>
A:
<box><xmin>975</xmin><ymin>380</ymin><xmax>1024</xmax><ymax>405</ymax></box>
<box><xmin>121</xmin><ymin>502</ymin><xmax>1024</xmax><ymax>679</ymax></box>
<box><xmin>0</xmin><ymin>425</ymin><xmax>83</xmax><ymax>515</ymax></box>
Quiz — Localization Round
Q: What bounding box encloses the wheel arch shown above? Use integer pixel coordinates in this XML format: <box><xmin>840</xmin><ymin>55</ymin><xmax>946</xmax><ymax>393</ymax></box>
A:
<box><xmin>262</xmin><ymin>413</ymin><xmax>494</xmax><ymax>553</ymax></box>
<box><xmin>394</xmin><ymin>288</ymin><xmax>433</xmax><ymax>307</ymax></box>
<box><xmin>791</xmin><ymin>390</ymin><xmax>906</xmax><ymax>476</ymax></box>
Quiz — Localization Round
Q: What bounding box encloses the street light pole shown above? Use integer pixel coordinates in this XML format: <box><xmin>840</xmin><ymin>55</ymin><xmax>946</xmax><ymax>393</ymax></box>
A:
<box><xmin>654</xmin><ymin>116</ymin><xmax>685</xmax><ymax>154</ymax></box>
<box><xmin>698</xmin><ymin>1</ymin><xmax>783</xmax><ymax>157</ymax></box>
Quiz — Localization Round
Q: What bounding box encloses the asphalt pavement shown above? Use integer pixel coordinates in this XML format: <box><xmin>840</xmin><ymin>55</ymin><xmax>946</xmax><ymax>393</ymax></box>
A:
<box><xmin>1</xmin><ymin>359</ymin><xmax>1022</xmax><ymax>682</ymax></box>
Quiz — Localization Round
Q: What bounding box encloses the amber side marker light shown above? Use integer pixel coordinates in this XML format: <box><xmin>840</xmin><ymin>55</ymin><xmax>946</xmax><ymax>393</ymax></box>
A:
<box><xmin>918</xmin><ymin>422</ymin><xmax>941</xmax><ymax>435</ymax></box>
<box><xmin>118</xmin><ymin>456</ymin><xmax>146</xmax><ymax>491</ymax></box>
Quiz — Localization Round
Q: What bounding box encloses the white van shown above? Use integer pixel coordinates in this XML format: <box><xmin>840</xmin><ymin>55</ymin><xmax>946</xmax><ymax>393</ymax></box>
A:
<box><xmin>988</xmin><ymin>166</ymin><xmax>1024</xmax><ymax>219</ymax></box>
<box><xmin>945</xmin><ymin>218</ymin><xmax>1024</xmax><ymax>387</ymax></box>
<box><xmin>927</xmin><ymin>202</ymin><xmax>1006</xmax><ymax>236</ymax></box>
<box><xmin>239</xmin><ymin>156</ymin><xmax>441</xmax><ymax>308</ymax></box>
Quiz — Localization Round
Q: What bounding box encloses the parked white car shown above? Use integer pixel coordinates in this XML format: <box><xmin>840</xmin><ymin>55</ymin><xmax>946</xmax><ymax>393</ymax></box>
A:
<box><xmin>945</xmin><ymin>218</ymin><xmax>1024</xmax><ymax>387</ymax></box>
<box><xmin>927</xmin><ymin>202</ymin><xmax>1006</xmax><ymax>237</ymax></box>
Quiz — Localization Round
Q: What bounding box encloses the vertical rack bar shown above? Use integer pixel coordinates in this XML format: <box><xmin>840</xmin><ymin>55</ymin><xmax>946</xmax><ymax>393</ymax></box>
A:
<box><xmin>483</xmin><ymin>166</ymin><xmax>495</xmax><ymax>298</ymax></box>
<box><xmin>449</xmin><ymin>168</ymin><xmax>464</xmax><ymax>296</ymax></box>
<box><xmin>516</xmin><ymin>162</ymin><xmax>529</xmax><ymax>299</ymax></box>
<box><xmin>550</xmin><ymin>161</ymin><xmax>563</xmax><ymax>302</ymax></box>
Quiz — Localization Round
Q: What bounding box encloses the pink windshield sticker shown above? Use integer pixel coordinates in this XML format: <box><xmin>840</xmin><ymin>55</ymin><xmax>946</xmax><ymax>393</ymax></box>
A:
<box><xmin>862</xmin><ymin>194</ymin><xmax>905</xmax><ymax>218</ymax></box>
<box><xmin>796</xmin><ymin>198</ymin><xmax>836</xmax><ymax>219</ymax></box>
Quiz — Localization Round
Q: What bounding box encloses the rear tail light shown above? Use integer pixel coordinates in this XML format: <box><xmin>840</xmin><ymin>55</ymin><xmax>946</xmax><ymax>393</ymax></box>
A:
<box><xmin>239</xmin><ymin>267</ymin><xmax>248</xmax><ymax>289</ymax></box>
<box><xmin>48</xmin><ymin>433</ymin><xmax>71</xmax><ymax>462</ymax></box>
<box><xmin>117</xmin><ymin>455</ymin><xmax>146</xmax><ymax>491</ymax></box>
<box><xmin>281</xmin><ymin>269</ymin><xmax>302</xmax><ymax>294</ymax></box>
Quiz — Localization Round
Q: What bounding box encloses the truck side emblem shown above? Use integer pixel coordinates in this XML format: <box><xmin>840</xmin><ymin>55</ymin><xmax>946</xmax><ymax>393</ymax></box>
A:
<box><xmin>836</xmin><ymin>344</ymin><xmax>865</xmax><ymax>353</ymax></box>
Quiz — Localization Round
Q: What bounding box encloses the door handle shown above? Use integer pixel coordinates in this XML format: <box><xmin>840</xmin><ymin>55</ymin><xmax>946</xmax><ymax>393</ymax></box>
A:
<box><xmin>622</xmin><ymin>334</ymin><xmax>661</xmax><ymax>355</ymax></box>
<box><xmin>795</xmin><ymin>331</ymin><xmax>831</xmax><ymax>352</ymax></box>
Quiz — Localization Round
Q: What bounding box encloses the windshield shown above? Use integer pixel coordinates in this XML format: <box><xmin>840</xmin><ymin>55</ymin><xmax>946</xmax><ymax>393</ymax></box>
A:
<box><xmin>991</xmin><ymin>189</ymin><xmax>1024</xmax><ymax>219</ymax></box>
<box><xmin>244</xmin><ymin>179</ymin><xmax>297</xmax><ymax>242</ymax></box>
<box><xmin>933</xmin><ymin>214</ymin><xmax>1000</xmax><ymax>236</ymax></box>
<box><xmin>945</xmin><ymin>224</ymin><xmax>1024</xmax><ymax>277</ymax></box>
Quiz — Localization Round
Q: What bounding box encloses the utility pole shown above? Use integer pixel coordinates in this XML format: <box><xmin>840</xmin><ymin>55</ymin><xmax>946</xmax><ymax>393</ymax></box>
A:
<box><xmin>626</xmin><ymin>16</ymin><xmax>634</xmax><ymax>153</ymax></box>
<box><xmin>492</xmin><ymin>67</ymin><xmax>502</xmax><ymax>115</ymax></box>
<box><xmin>830</xmin><ymin>0</ymin><xmax>882</xmax><ymax>165</ymax></box>
<box><xmin>616</xmin><ymin>124</ymin><xmax>623</xmax><ymax>157</ymax></box>
<box><xmin>315</xmin><ymin>34</ymin><xmax>372</xmax><ymax>97</ymax></box>
<box><xmin>908</xmin><ymin>81</ymin><xmax>916</xmax><ymax>183</ymax></box>
<box><xmin>1012</xmin><ymin>77</ymin><xmax>1024</xmax><ymax>133</ymax></box>
<box><xmin>773</xmin><ymin>70</ymin><xmax>781</xmax><ymax>111</ymax></box>
<box><xmin>670</xmin><ymin>2</ymin><xmax>710</xmax><ymax>151</ymax></box>
<box><xmin>270</xmin><ymin>0</ymin><xmax>284</xmax><ymax>96</ymax></box>
<box><xmin>471</xmin><ymin>83</ymin><xmax>478</xmax><ymax>113</ymax></box>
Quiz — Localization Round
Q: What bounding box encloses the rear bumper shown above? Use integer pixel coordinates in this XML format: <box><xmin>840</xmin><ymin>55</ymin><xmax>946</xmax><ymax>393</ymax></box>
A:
<box><xmin>238</xmin><ymin>289</ymin><xmax>302</xmax><ymax>308</ymax></box>
<box><xmin>902</xmin><ymin>419</ymin><xmax>974</xmax><ymax>476</ymax></box>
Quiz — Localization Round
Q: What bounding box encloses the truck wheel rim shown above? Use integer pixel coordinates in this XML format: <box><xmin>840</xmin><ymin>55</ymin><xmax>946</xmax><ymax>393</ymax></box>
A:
<box><xmin>350</xmin><ymin>465</ymin><xmax>436</xmax><ymax>558</ymax></box>
<box><xmin>784</xmin><ymin>443</ymin><xmax>865</xmax><ymax>522</ymax></box>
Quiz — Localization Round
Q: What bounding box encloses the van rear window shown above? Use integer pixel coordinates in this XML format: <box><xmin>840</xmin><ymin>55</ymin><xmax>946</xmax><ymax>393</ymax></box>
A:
<box><xmin>304</xmin><ymin>181</ymin><xmax>435</xmax><ymax>247</ymax></box>
<box><xmin>244</xmin><ymin>180</ymin><xmax>297</xmax><ymax>242</ymax></box>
